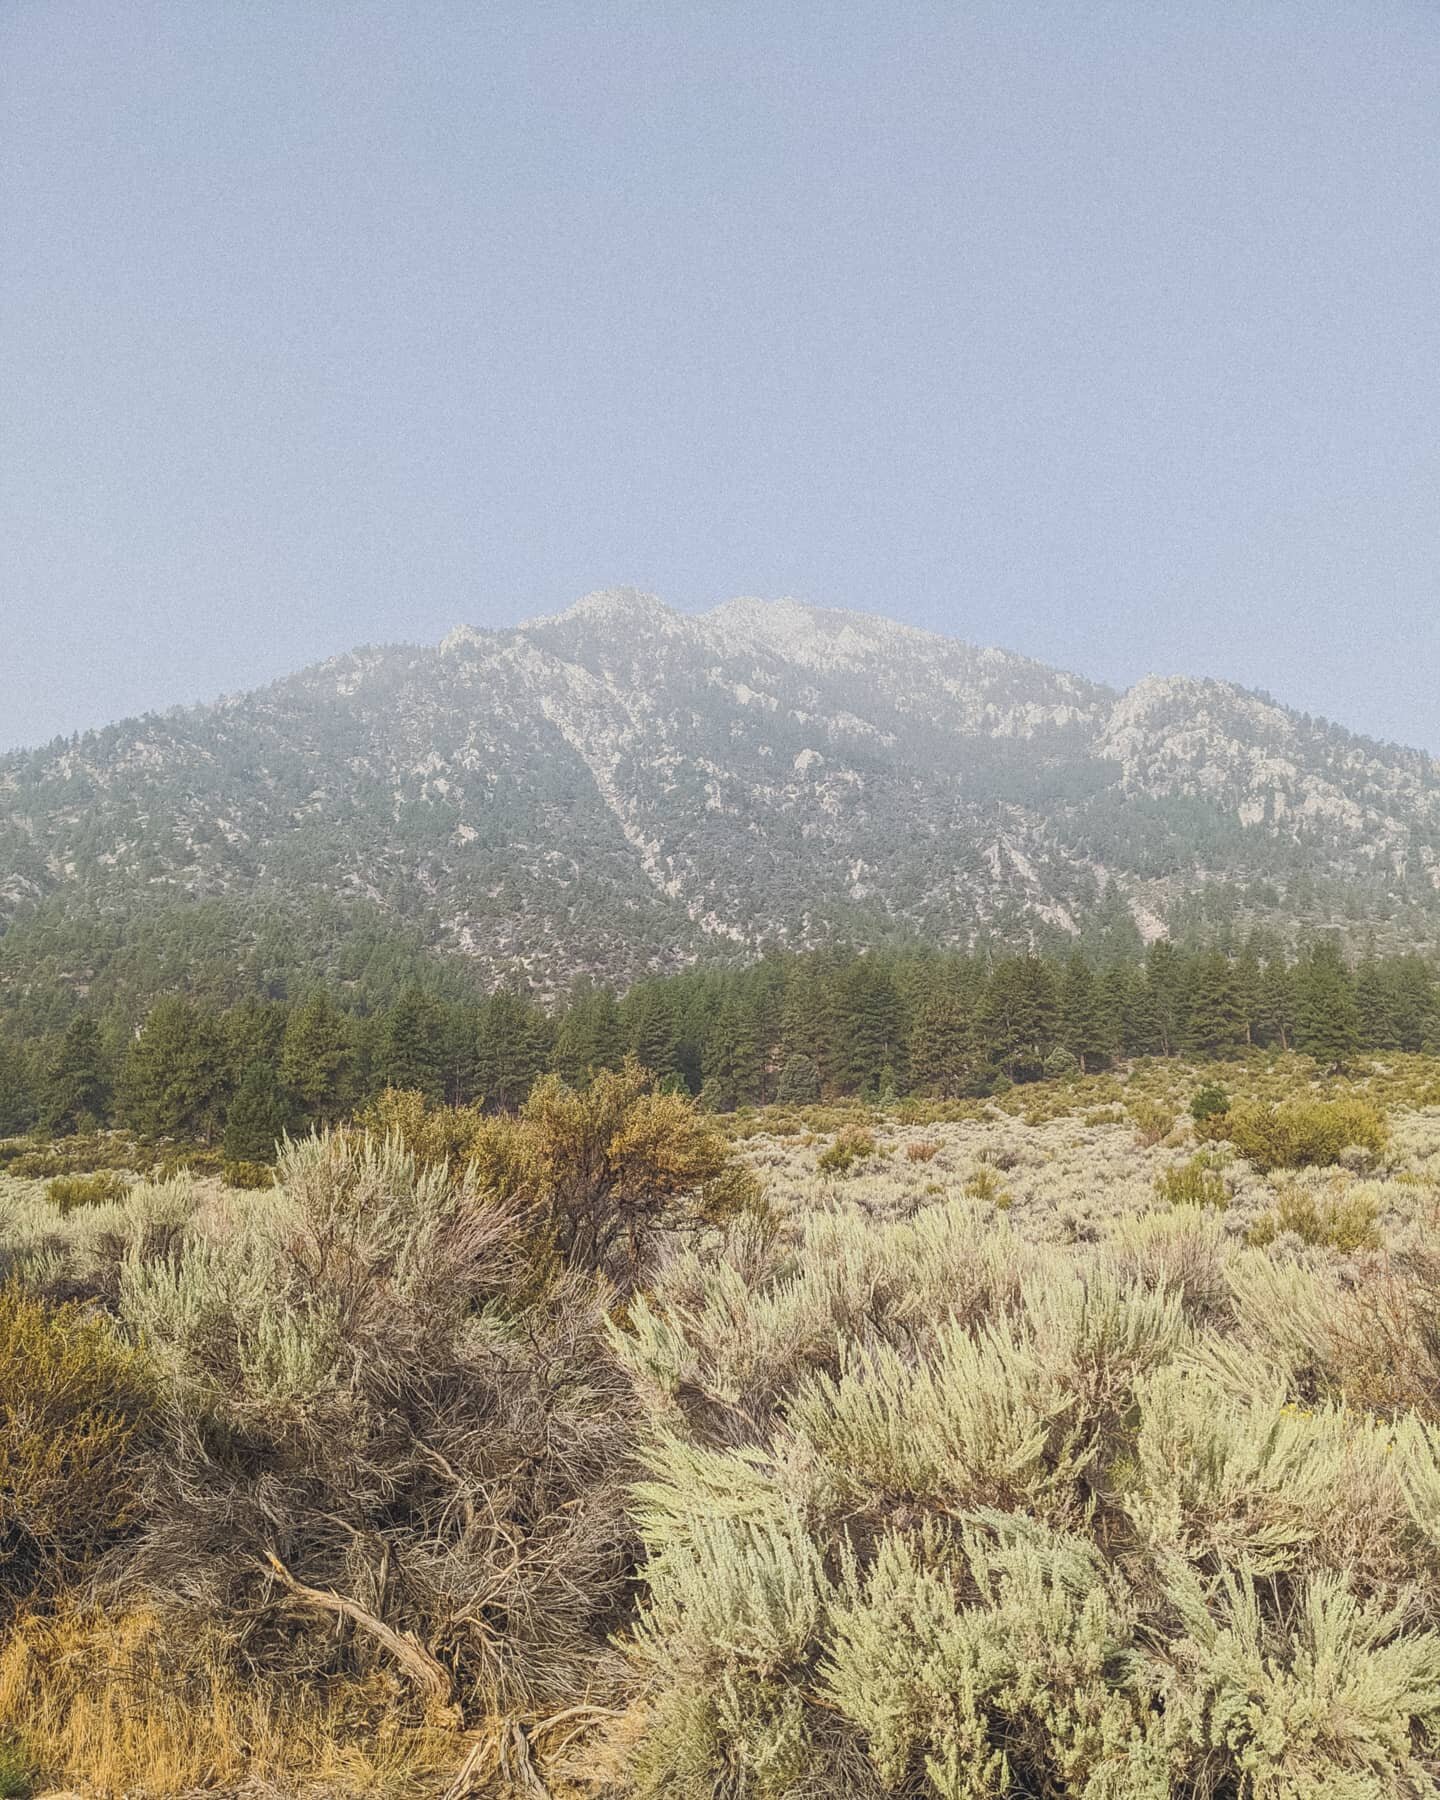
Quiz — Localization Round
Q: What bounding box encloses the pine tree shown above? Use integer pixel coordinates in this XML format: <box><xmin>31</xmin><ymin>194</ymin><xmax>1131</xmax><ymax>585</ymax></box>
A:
<box><xmin>775</xmin><ymin>1052</ymin><xmax>821</xmax><ymax>1105</ymax></box>
<box><xmin>702</xmin><ymin>996</ymin><xmax>764</xmax><ymax>1111</ymax></box>
<box><xmin>552</xmin><ymin>982</ymin><xmax>625</xmax><ymax>1087</ymax></box>
<box><xmin>1059</xmin><ymin>954</ymin><xmax>1111</xmax><ymax>1073</ymax></box>
<box><xmin>1143</xmin><ymin>941</ymin><xmax>1184</xmax><ymax>1056</ymax></box>
<box><xmin>907</xmin><ymin>991</ymin><xmax>975</xmax><ymax>1096</ymax></box>
<box><xmin>1255</xmin><ymin>956</ymin><xmax>1297</xmax><ymax>1051</ymax></box>
<box><xmin>1356</xmin><ymin>958</ymin><xmax>1400</xmax><ymax>1050</ymax></box>
<box><xmin>222</xmin><ymin>1060</ymin><xmax>291</xmax><ymax>1163</ymax></box>
<box><xmin>1183</xmin><ymin>952</ymin><xmax>1246</xmax><ymax>1057</ymax></box>
<box><xmin>780</xmin><ymin>960</ymin><xmax>841</xmax><ymax>1092</ymax></box>
<box><xmin>977</xmin><ymin>956</ymin><xmax>1058</xmax><ymax>1081</ymax></box>
<box><xmin>475</xmin><ymin>987</ymin><xmax>551</xmax><ymax>1110</ymax></box>
<box><xmin>120</xmin><ymin>999</ymin><xmax>231</xmax><ymax>1141</ymax></box>
<box><xmin>0</xmin><ymin>1039</ymin><xmax>36</xmax><ymax>1137</ymax></box>
<box><xmin>837</xmin><ymin>956</ymin><xmax>905</xmax><ymax>1095</ymax></box>
<box><xmin>1123</xmin><ymin>971</ymin><xmax>1167</xmax><ymax>1058</ymax></box>
<box><xmin>1295</xmin><ymin>940</ymin><xmax>1361</xmax><ymax>1068</ymax></box>
<box><xmin>622</xmin><ymin>985</ymin><xmax>681</xmax><ymax>1082</ymax></box>
<box><xmin>280</xmin><ymin>990</ymin><xmax>353</xmax><ymax>1123</ymax></box>
<box><xmin>40</xmin><ymin>1013</ymin><xmax>110</xmax><ymax>1134</ymax></box>
<box><xmin>378</xmin><ymin>985</ymin><xmax>448</xmax><ymax>1099</ymax></box>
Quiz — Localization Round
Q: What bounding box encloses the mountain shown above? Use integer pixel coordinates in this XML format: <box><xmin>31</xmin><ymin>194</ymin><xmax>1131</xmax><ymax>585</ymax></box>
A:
<box><xmin>3</xmin><ymin>590</ymin><xmax>1439</xmax><ymax>1008</ymax></box>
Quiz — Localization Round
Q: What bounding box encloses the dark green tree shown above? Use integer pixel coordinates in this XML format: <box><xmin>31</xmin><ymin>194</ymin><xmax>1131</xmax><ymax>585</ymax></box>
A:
<box><xmin>702</xmin><ymin>995</ymin><xmax>764</xmax><ymax>1111</ymax></box>
<box><xmin>475</xmin><ymin>987</ymin><xmax>551</xmax><ymax>1111</ymax></box>
<box><xmin>39</xmin><ymin>1013</ymin><xmax>110</xmax><ymax>1134</ymax></box>
<box><xmin>1295</xmin><ymin>940</ymin><xmax>1361</xmax><ymax>1068</ymax></box>
<box><xmin>1183</xmin><ymin>952</ymin><xmax>1246</xmax><ymax>1057</ymax></box>
<box><xmin>551</xmin><ymin>982</ymin><xmax>625</xmax><ymax>1087</ymax></box>
<box><xmin>280</xmin><ymin>990</ymin><xmax>353</xmax><ymax>1123</ymax></box>
<box><xmin>120</xmin><ymin>998</ymin><xmax>231</xmax><ymax>1141</ymax></box>
<box><xmin>837</xmin><ymin>956</ymin><xmax>905</xmax><ymax>1095</ymax></box>
<box><xmin>222</xmin><ymin>1060</ymin><xmax>291</xmax><ymax>1163</ymax></box>
<box><xmin>0</xmin><ymin>1039</ymin><xmax>37</xmax><ymax>1137</ymax></box>
<box><xmin>377</xmin><ymin>985</ymin><xmax>448</xmax><ymax>1099</ymax></box>
<box><xmin>774</xmin><ymin>1052</ymin><xmax>821</xmax><ymax>1105</ymax></box>
<box><xmin>907</xmin><ymin>991</ymin><xmax>975</xmax><ymax>1096</ymax></box>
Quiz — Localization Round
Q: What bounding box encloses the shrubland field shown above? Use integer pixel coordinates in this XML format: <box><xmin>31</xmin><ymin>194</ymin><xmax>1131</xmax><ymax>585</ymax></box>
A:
<box><xmin>6</xmin><ymin>1053</ymin><xmax>1440</xmax><ymax>1796</ymax></box>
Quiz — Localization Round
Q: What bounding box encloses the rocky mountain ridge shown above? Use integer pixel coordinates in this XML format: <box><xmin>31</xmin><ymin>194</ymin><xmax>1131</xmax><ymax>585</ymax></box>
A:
<box><xmin>3</xmin><ymin>591</ymin><xmax>1438</xmax><ymax>993</ymax></box>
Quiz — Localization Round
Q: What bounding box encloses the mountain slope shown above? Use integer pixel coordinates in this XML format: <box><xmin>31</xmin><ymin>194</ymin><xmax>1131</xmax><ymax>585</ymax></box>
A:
<box><xmin>3</xmin><ymin>591</ymin><xmax>1439</xmax><ymax>996</ymax></box>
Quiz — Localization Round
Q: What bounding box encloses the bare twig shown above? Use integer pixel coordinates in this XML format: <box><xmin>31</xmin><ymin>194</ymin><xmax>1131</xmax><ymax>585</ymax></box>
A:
<box><xmin>259</xmin><ymin>1551</ymin><xmax>457</xmax><ymax>1717</ymax></box>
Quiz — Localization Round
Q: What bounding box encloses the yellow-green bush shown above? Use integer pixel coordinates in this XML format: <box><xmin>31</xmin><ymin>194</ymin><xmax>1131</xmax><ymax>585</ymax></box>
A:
<box><xmin>1155</xmin><ymin>1152</ymin><xmax>1229</xmax><ymax>1210</ymax></box>
<box><xmin>1248</xmin><ymin>1185</ymin><xmax>1382</xmax><ymax>1253</ymax></box>
<box><xmin>1129</xmin><ymin>1097</ymin><xmax>1176</xmax><ymax>1146</ymax></box>
<box><xmin>0</xmin><ymin>1286</ymin><xmax>154</xmax><ymax>1608</ymax></box>
<box><xmin>1222</xmin><ymin>1097</ymin><xmax>1389</xmax><ymax>1172</ymax></box>
<box><xmin>44</xmin><ymin>1170</ymin><xmax>130</xmax><ymax>1214</ymax></box>
<box><xmin>817</xmin><ymin>1127</ymin><xmax>878</xmax><ymax>1177</ymax></box>
<box><xmin>220</xmin><ymin>1158</ymin><xmax>275</xmax><ymax>1190</ymax></box>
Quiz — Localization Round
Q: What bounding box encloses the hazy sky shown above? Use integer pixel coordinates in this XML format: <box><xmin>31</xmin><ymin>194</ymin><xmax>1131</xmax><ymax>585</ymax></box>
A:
<box><xmin>3</xmin><ymin>3</ymin><xmax>1438</xmax><ymax>752</ymax></box>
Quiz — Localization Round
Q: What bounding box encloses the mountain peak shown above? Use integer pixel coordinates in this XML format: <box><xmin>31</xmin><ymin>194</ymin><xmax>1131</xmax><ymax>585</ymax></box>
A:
<box><xmin>6</xmin><ymin>590</ymin><xmax>1440</xmax><ymax>996</ymax></box>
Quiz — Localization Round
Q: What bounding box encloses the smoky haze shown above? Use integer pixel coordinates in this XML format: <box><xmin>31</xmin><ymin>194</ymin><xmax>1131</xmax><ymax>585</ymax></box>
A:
<box><xmin>2</xmin><ymin>2</ymin><xmax>1438</xmax><ymax>752</ymax></box>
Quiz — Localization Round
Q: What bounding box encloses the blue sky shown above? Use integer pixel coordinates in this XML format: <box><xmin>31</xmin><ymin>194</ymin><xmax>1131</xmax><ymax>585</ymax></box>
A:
<box><xmin>3</xmin><ymin>2</ymin><xmax>1437</xmax><ymax>751</ymax></box>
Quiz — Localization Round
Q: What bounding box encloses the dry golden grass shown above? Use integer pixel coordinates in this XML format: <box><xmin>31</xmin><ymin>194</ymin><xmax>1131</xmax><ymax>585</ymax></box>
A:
<box><xmin>0</xmin><ymin>1607</ymin><xmax>461</xmax><ymax>1798</ymax></box>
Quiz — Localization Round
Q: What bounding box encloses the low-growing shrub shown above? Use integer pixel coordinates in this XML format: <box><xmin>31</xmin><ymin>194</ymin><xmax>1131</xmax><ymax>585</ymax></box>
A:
<box><xmin>1223</xmin><ymin>1097</ymin><xmax>1389</xmax><ymax>1172</ymax></box>
<box><xmin>0</xmin><ymin>1285</ymin><xmax>155</xmax><ymax>1609</ymax></box>
<box><xmin>817</xmin><ymin>1128</ymin><xmax>877</xmax><ymax>1177</ymax></box>
<box><xmin>964</xmin><ymin>1164</ymin><xmax>1005</xmax><ymax>1204</ymax></box>
<box><xmin>1155</xmin><ymin>1152</ymin><xmax>1229</xmax><ymax>1211</ymax></box>
<box><xmin>1130</xmin><ymin>1097</ymin><xmax>1176</xmax><ymax>1147</ymax></box>
<box><xmin>221</xmin><ymin>1158</ymin><xmax>275</xmax><ymax>1190</ymax></box>
<box><xmin>0</xmin><ymin>1736</ymin><xmax>31</xmax><ymax>1800</ymax></box>
<box><xmin>1248</xmin><ymin>1185</ymin><xmax>1382</xmax><ymax>1253</ymax></box>
<box><xmin>904</xmin><ymin>1139</ymin><xmax>941</xmax><ymax>1163</ymax></box>
<box><xmin>45</xmin><ymin>1170</ymin><xmax>129</xmax><ymax>1214</ymax></box>
<box><xmin>1190</xmin><ymin>1081</ymin><xmax>1231</xmax><ymax>1126</ymax></box>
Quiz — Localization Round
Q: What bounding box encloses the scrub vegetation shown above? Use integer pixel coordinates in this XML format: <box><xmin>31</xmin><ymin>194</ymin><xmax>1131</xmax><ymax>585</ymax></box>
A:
<box><xmin>3</xmin><ymin>1050</ymin><xmax>1440</xmax><ymax>1795</ymax></box>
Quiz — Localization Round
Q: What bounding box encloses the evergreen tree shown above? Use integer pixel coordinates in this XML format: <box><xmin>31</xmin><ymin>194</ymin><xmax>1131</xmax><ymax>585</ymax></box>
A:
<box><xmin>702</xmin><ymin>995</ymin><xmax>764</xmax><ymax>1111</ymax></box>
<box><xmin>222</xmin><ymin>1060</ymin><xmax>291</xmax><ymax>1163</ymax></box>
<box><xmin>280</xmin><ymin>990</ymin><xmax>353</xmax><ymax>1123</ymax></box>
<box><xmin>977</xmin><ymin>956</ymin><xmax>1058</xmax><ymax>1080</ymax></box>
<box><xmin>1183</xmin><ymin>952</ymin><xmax>1246</xmax><ymax>1057</ymax></box>
<box><xmin>907</xmin><ymin>991</ymin><xmax>975</xmax><ymax>1096</ymax></box>
<box><xmin>1295</xmin><ymin>940</ymin><xmax>1361</xmax><ymax>1067</ymax></box>
<box><xmin>1143</xmin><ymin>941</ymin><xmax>1184</xmax><ymax>1056</ymax></box>
<box><xmin>1255</xmin><ymin>956</ymin><xmax>1297</xmax><ymax>1051</ymax></box>
<box><xmin>378</xmin><ymin>985</ymin><xmax>448</xmax><ymax>1099</ymax></box>
<box><xmin>837</xmin><ymin>956</ymin><xmax>905</xmax><ymax>1095</ymax></box>
<box><xmin>1122</xmin><ymin>971</ymin><xmax>1167</xmax><ymax>1057</ymax></box>
<box><xmin>621</xmin><ymin>985</ymin><xmax>681</xmax><ymax>1082</ymax></box>
<box><xmin>120</xmin><ymin>998</ymin><xmax>231</xmax><ymax>1141</ymax></box>
<box><xmin>39</xmin><ymin>1012</ymin><xmax>110</xmax><ymax>1134</ymax></box>
<box><xmin>1390</xmin><ymin>956</ymin><xmax>1436</xmax><ymax>1052</ymax></box>
<box><xmin>780</xmin><ymin>959</ymin><xmax>841</xmax><ymax>1092</ymax></box>
<box><xmin>475</xmin><ymin>987</ymin><xmax>551</xmax><ymax>1110</ymax></box>
<box><xmin>775</xmin><ymin>1052</ymin><xmax>821</xmax><ymax>1105</ymax></box>
<box><xmin>552</xmin><ymin>982</ymin><xmax>625</xmax><ymax>1087</ymax></box>
<box><xmin>1059</xmin><ymin>954</ymin><xmax>1112</xmax><ymax>1073</ymax></box>
<box><xmin>0</xmin><ymin>1039</ymin><xmax>37</xmax><ymax>1137</ymax></box>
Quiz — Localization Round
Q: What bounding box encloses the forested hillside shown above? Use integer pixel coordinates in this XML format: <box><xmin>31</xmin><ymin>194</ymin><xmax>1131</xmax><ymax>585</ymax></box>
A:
<box><xmin>4</xmin><ymin>593</ymin><xmax>1440</xmax><ymax>1019</ymax></box>
<box><xmin>3</xmin><ymin>937</ymin><xmax>1431</xmax><ymax>1151</ymax></box>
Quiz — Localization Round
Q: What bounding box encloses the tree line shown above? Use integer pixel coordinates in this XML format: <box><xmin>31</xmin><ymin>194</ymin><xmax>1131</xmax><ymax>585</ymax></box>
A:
<box><xmin>1</xmin><ymin>936</ymin><xmax>1434</xmax><ymax>1153</ymax></box>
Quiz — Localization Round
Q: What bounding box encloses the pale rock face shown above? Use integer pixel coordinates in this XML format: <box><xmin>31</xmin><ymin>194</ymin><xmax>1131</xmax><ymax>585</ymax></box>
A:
<box><xmin>4</xmin><ymin>592</ymin><xmax>1439</xmax><ymax>992</ymax></box>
